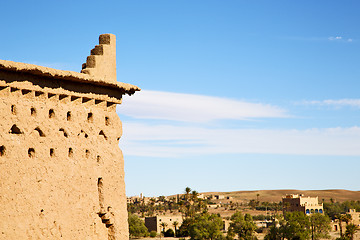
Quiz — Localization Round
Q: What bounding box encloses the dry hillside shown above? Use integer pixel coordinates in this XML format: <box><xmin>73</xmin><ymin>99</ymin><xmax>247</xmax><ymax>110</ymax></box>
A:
<box><xmin>200</xmin><ymin>189</ymin><xmax>360</xmax><ymax>203</ymax></box>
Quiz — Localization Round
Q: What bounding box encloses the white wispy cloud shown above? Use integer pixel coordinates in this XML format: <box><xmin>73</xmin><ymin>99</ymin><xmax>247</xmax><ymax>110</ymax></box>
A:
<box><xmin>118</xmin><ymin>90</ymin><xmax>288</xmax><ymax>122</ymax></box>
<box><xmin>120</xmin><ymin>123</ymin><xmax>360</xmax><ymax>157</ymax></box>
<box><xmin>328</xmin><ymin>36</ymin><xmax>353</xmax><ymax>42</ymax></box>
<box><xmin>328</xmin><ymin>36</ymin><xmax>342</xmax><ymax>41</ymax></box>
<box><xmin>300</xmin><ymin>99</ymin><xmax>360</xmax><ymax>108</ymax></box>
<box><xmin>118</xmin><ymin>91</ymin><xmax>360</xmax><ymax>158</ymax></box>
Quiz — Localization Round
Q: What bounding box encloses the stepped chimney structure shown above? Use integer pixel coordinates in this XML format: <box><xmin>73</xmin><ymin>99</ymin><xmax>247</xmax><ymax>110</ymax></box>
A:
<box><xmin>0</xmin><ymin>34</ymin><xmax>139</xmax><ymax>239</ymax></box>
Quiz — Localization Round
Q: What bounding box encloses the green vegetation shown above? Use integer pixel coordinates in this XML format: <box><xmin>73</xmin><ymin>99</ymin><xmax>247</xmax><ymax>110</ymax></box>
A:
<box><xmin>128</xmin><ymin>189</ymin><xmax>285</xmax><ymax>218</ymax></box>
<box><xmin>309</xmin><ymin>213</ymin><xmax>331</xmax><ymax>240</ymax></box>
<box><xmin>187</xmin><ymin>213</ymin><xmax>224</xmax><ymax>240</ymax></box>
<box><xmin>127</xmin><ymin>196</ymin><xmax>181</xmax><ymax>217</ymax></box>
<box><xmin>127</xmin><ymin>187</ymin><xmax>209</xmax><ymax>217</ymax></box>
<box><xmin>264</xmin><ymin>212</ymin><xmax>331</xmax><ymax>240</ymax></box>
<box><xmin>128</xmin><ymin>213</ymin><xmax>149</xmax><ymax>238</ymax></box>
<box><xmin>344</xmin><ymin>224</ymin><xmax>360</xmax><ymax>240</ymax></box>
<box><xmin>284</xmin><ymin>211</ymin><xmax>311</xmax><ymax>240</ymax></box>
<box><xmin>324</xmin><ymin>200</ymin><xmax>360</xmax><ymax>219</ymax></box>
<box><xmin>149</xmin><ymin>231</ymin><xmax>157</xmax><ymax>238</ymax></box>
<box><xmin>127</xmin><ymin>188</ymin><xmax>349</xmax><ymax>239</ymax></box>
<box><xmin>227</xmin><ymin>212</ymin><xmax>257</xmax><ymax>240</ymax></box>
<box><xmin>173</xmin><ymin>221</ymin><xmax>179</xmax><ymax>237</ymax></box>
<box><xmin>160</xmin><ymin>222</ymin><xmax>168</xmax><ymax>233</ymax></box>
<box><xmin>248</xmin><ymin>199</ymin><xmax>282</xmax><ymax>212</ymax></box>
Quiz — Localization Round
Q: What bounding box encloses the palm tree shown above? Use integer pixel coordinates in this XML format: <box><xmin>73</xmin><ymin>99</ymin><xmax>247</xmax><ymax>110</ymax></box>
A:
<box><xmin>345</xmin><ymin>223</ymin><xmax>360</xmax><ymax>240</ymax></box>
<box><xmin>173</xmin><ymin>221</ymin><xmax>179</xmax><ymax>237</ymax></box>
<box><xmin>185</xmin><ymin>187</ymin><xmax>191</xmax><ymax>201</ymax></box>
<box><xmin>337</xmin><ymin>214</ymin><xmax>352</xmax><ymax>238</ymax></box>
<box><xmin>337</xmin><ymin>214</ymin><xmax>344</xmax><ymax>238</ymax></box>
<box><xmin>191</xmin><ymin>190</ymin><xmax>198</xmax><ymax>201</ymax></box>
<box><xmin>343</xmin><ymin>214</ymin><xmax>352</xmax><ymax>225</ymax></box>
<box><xmin>160</xmin><ymin>222</ymin><xmax>168</xmax><ymax>234</ymax></box>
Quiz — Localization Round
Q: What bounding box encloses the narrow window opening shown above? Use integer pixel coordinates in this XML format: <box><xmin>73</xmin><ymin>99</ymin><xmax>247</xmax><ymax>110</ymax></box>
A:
<box><xmin>9</xmin><ymin>124</ymin><xmax>22</xmax><ymax>134</ymax></box>
<box><xmin>35</xmin><ymin>127</ymin><xmax>45</xmax><ymax>137</ymax></box>
<box><xmin>31</xmin><ymin>107</ymin><xmax>36</xmax><ymax>116</ymax></box>
<box><xmin>87</xmin><ymin>112</ymin><xmax>93</xmax><ymax>122</ymax></box>
<box><xmin>71</xmin><ymin>96</ymin><xmax>80</xmax><ymax>101</ymax></box>
<box><xmin>99</xmin><ymin>130</ymin><xmax>107</xmax><ymax>140</ymax></box>
<box><xmin>68</xmin><ymin>148</ymin><xmax>73</xmax><ymax>157</ymax></box>
<box><xmin>28</xmin><ymin>148</ymin><xmax>35</xmax><ymax>158</ymax></box>
<box><xmin>82</xmin><ymin>97</ymin><xmax>91</xmax><ymax>103</ymax></box>
<box><xmin>35</xmin><ymin>91</ymin><xmax>44</xmax><ymax>97</ymax></box>
<box><xmin>21</xmin><ymin>89</ymin><xmax>31</xmax><ymax>95</ymax></box>
<box><xmin>50</xmin><ymin>148</ymin><xmax>55</xmax><ymax>157</ymax></box>
<box><xmin>107</xmin><ymin>102</ymin><xmax>116</xmax><ymax>108</ymax></box>
<box><xmin>11</xmin><ymin>105</ymin><xmax>16</xmax><ymax>114</ymax></box>
<box><xmin>85</xmin><ymin>133</ymin><xmax>88</xmax><ymax>138</ymax></box>
<box><xmin>48</xmin><ymin>93</ymin><xmax>56</xmax><ymax>98</ymax></box>
<box><xmin>0</xmin><ymin>146</ymin><xmax>6</xmax><ymax>156</ymax></box>
<box><xmin>97</xmin><ymin>155</ymin><xmax>101</xmax><ymax>163</ymax></box>
<box><xmin>105</xmin><ymin>117</ymin><xmax>110</xmax><ymax>126</ymax></box>
<box><xmin>85</xmin><ymin>149</ymin><xmax>90</xmax><ymax>158</ymax></box>
<box><xmin>10</xmin><ymin>87</ymin><xmax>19</xmax><ymax>92</ymax></box>
<box><xmin>95</xmin><ymin>99</ymin><xmax>104</xmax><ymax>105</ymax></box>
<box><xmin>67</xmin><ymin>111</ymin><xmax>71</xmax><ymax>121</ymax></box>
<box><xmin>59</xmin><ymin>128</ymin><xmax>68</xmax><ymax>138</ymax></box>
<box><xmin>49</xmin><ymin>109</ymin><xmax>55</xmax><ymax>118</ymax></box>
<box><xmin>59</xmin><ymin>94</ymin><xmax>68</xmax><ymax>100</ymax></box>
<box><xmin>98</xmin><ymin>178</ymin><xmax>104</xmax><ymax>210</ymax></box>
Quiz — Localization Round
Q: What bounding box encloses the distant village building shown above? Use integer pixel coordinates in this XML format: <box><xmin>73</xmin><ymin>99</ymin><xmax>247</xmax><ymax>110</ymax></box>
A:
<box><xmin>197</xmin><ymin>193</ymin><xmax>205</xmax><ymax>199</ymax></box>
<box><xmin>222</xmin><ymin>219</ymin><xmax>230</xmax><ymax>232</ymax></box>
<box><xmin>215</xmin><ymin>195</ymin><xmax>225</xmax><ymax>200</ymax></box>
<box><xmin>332</xmin><ymin>209</ymin><xmax>360</xmax><ymax>232</ymax></box>
<box><xmin>255</xmin><ymin>220</ymin><xmax>273</xmax><ymax>228</ymax></box>
<box><xmin>207</xmin><ymin>194</ymin><xmax>225</xmax><ymax>200</ymax></box>
<box><xmin>145</xmin><ymin>216</ymin><xmax>183</xmax><ymax>233</ymax></box>
<box><xmin>283</xmin><ymin>194</ymin><xmax>324</xmax><ymax>215</ymax></box>
<box><xmin>207</xmin><ymin>204</ymin><xmax>222</xmax><ymax>209</ymax></box>
<box><xmin>126</xmin><ymin>194</ymin><xmax>153</xmax><ymax>205</ymax></box>
<box><xmin>348</xmin><ymin>209</ymin><xmax>360</xmax><ymax>225</ymax></box>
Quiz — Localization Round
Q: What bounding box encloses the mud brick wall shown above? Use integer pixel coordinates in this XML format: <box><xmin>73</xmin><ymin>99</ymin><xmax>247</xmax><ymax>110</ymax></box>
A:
<box><xmin>0</xmin><ymin>34</ymin><xmax>139</xmax><ymax>239</ymax></box>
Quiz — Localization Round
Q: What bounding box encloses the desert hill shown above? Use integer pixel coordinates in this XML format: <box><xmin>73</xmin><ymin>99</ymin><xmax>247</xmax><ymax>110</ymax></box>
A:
<box><xmin>198</xmin><ymin>189</ymin><xmax>360</xmax><ymax>203</ymax></box>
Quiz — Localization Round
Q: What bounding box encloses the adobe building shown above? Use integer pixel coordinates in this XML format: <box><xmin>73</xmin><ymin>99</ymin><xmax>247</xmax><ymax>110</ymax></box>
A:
<box><xmin>348</xmin><ymin>209</ymin><xmax>360</xmax><ymax>225</ymax></box>
<box><xmin>0</xmin><ymin>34</ymin><xmax>140</xmax><ymax>239</ymax></box>
<box><xmin>332</xmin><ymin>209</ymin><xmax>360</xmax><ymax>232</ymax></box>
<box><xmin>283</xmin><ymin>194</ymin><xmax>324</xmax><ymax>215</ymax></box>
<box><xmin>145</xmin><ymin>215</ymin><xmax>183</xmax><ymax>234</ymax></box>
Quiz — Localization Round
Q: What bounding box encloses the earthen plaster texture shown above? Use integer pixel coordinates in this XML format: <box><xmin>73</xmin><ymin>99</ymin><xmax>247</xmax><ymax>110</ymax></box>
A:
<box><xmin>0</xmin><ymin>34</ymin><xmax>139</xmax><ymax>239</ymax></box>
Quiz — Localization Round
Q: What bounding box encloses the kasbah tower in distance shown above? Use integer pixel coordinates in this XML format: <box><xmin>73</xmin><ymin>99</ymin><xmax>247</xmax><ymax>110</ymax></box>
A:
<box><xmin>0</xmin><ymin>34</ymin><xmax>140</xmax><ymax>239</ymax></box>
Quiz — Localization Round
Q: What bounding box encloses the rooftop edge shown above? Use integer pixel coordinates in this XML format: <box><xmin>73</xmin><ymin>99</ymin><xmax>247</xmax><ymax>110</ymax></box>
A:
<box><xmin>0</xmin><ymin>59</ymin><xmax>140</xmax><ymax>96</ymax></box>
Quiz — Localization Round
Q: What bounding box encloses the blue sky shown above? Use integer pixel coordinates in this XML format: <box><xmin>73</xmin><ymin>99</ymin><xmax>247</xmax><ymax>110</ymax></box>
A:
<box><xmin>1</xmin><ymin>1</ymin><xmax>360</xmax><ymax>197</ymax></box>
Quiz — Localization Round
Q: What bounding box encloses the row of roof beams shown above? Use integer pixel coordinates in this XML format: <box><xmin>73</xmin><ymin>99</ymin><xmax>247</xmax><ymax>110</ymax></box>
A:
<box><xmin>0</xmin><ymin>60</ymin><xmax>140</xmax><ymax>96</ymax></box>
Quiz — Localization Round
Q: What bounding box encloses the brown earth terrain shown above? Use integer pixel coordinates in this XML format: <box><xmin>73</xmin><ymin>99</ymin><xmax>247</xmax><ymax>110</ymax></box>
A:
<box><xmin>201</xmin><ymin>189</ymin><xmax>360</xmax><ymax>203</ymax></box>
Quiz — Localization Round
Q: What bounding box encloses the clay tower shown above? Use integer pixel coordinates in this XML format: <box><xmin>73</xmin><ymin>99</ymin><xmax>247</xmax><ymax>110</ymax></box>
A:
<box><xmin>0</xmin><ymin>34</ymin><xmax>139</xmax><ymax>239</ymax></box>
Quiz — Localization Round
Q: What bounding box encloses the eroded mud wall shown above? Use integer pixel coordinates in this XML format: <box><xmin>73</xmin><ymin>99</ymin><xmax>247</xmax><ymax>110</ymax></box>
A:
<box><xmin>0</xmin><ymin>74</ymin><xmax>128</xmax><ymax>239</ymax></box>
